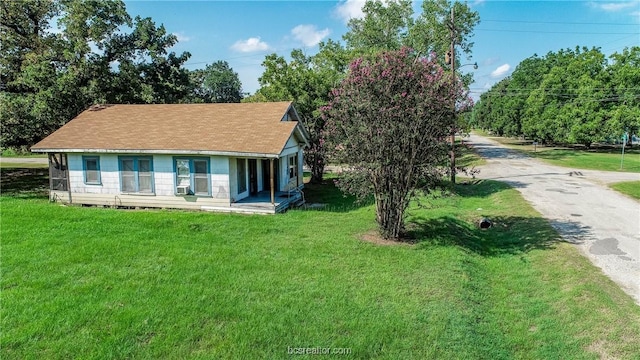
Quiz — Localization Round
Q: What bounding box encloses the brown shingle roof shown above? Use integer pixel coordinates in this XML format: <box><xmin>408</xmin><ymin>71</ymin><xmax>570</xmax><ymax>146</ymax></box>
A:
<box><xmin>31</xmin><ymin>102</ymin><xmax>305</xmax><ymax>156</ymax></box>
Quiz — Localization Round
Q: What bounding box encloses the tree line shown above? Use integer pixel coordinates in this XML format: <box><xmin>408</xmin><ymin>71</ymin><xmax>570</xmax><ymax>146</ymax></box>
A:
<box><xmin>1</xmin><ymin>0</ymin><xmax>242</xmax><ymax>150</ymax></box>
<box><xmin>471</xmin><ymin>46</ymin><xmax>640</xmax><ymax>148</ymax></box>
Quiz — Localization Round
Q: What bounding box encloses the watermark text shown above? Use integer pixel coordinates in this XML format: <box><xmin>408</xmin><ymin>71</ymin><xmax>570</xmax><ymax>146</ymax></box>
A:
<box><xmin>287</xmin><ymin>346</ymin><xmax>352</xmax><ymax>356</ymax></box>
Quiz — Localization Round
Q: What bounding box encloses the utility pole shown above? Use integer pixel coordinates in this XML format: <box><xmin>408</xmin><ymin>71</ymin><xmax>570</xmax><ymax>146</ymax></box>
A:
<box><xmin>448</xmin><ymin>6</ymin><xmax>456</xmax><ymax>184</ymax></box>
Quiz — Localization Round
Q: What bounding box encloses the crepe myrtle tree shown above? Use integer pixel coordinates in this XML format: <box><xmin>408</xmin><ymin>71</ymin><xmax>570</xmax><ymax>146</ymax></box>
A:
<box><xmin>322</xmin><ymin>47</ymin><xmax>472</xmax><ymax>240</ymax></box>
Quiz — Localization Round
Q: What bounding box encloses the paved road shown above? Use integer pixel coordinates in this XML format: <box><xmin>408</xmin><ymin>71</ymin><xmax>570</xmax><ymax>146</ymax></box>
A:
<box><xmin>0</xmin><ymin>156</ymin><xmax>48</xmax><ymax>164</ymax></box>
<box><xmin>466</xmin><ymin>133</ymin><xmax>640</xmax><ymax>304</ymax></box>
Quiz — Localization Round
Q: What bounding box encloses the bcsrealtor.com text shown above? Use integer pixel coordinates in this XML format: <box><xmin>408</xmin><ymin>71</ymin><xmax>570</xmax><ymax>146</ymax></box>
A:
<box><xmin>287</xmin><ymin>346</ymin><xmax>352</xmax><ymax>355</ymax></box>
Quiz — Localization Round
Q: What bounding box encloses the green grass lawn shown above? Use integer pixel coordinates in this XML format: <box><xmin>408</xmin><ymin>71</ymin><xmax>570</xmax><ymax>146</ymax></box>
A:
<box><xmin>610</xmin><ymin>181</ymin><xmax>640</xmax><ymax>200</ymax></box>
<box><xmin>0</xmin><ymin>149</ymin><xmax>47</xmax><ymax>157</ymax></box>
<box><xmin>474</xmin><ymin>131</ymin><xmax>640</xmax><ymax>173</ymax></box>
<box><xmin>456</xmin><ymin>138</ymin><xmax>487</xmax><ymax>169</ymax></box>
<box><xmin>2</xmin><ymin>172</ymin><xmax>640</xmax><ymax>359</ymax></box>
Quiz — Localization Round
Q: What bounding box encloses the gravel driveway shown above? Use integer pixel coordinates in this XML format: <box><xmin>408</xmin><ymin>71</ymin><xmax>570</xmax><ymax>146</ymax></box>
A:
<box><xmin>467</xmin><ymin>133</ymin><xmax>640</xmax><ymax>304</ymax></box>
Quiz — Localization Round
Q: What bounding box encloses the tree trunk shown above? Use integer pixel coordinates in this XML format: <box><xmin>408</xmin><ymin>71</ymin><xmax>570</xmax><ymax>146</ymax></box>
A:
<box><xmin>375</xmin><ymin>193</ymin><xmax>406</xmax><ymax>240</ymax></box>
<box><xmin>310</xmin><ymin>163</ymin><xmax>324</xmax><ymax>184</ymax></box>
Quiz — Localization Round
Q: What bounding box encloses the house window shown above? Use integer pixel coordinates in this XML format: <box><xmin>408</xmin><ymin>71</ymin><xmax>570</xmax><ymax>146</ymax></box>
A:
<box><xmin>193</xmin><ymin>159</ymin><xmax>209</xmax><ymax>195</ymax></box>
<box><xmin>119</xmin><ymin>157</ymin><xmax>154</xmax><ymax>193</ymax></box>
<box><xmin>289</xmin><ymin>154</ymin><xmax>298</xmax><ymax>179</ymax></box>
<box><xmin>174</xmin><ymin>158</ymin><xmax>210</xmax><ymax>196</ymax></box>
<box><xmin>237</xmin><ymin>158</ymin><xmax>247</xmax><ymax>194</ymax></box>
<box><xmin>176</xmin><ymin>159</ymin><xmax>191</xmax><ymax>188</ymax></box>
<box><xmin>83</xmin><ymin>156</ymin><xmax>101</xmax><ymax>185</ymax></box>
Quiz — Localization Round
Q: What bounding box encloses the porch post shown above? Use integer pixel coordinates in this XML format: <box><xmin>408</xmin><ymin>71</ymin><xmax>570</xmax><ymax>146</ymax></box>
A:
<box><xmin>47</xmin><ymin>153</ymin><xmax>54</xmax><ymax>193</ymax></box>
<box><xmin>270</xmin><ymin>158</ymin><xmax>275</xmax><ymax>205</ymax></box>
<box><xmin>297</xmin><ymin>152</ymin><xmax>301</xmax><ymax>188</ymax></box>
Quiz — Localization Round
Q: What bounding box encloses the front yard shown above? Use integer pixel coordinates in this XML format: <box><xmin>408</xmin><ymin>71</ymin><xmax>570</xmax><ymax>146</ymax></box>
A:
<box><xmin>2</xmin><ymin>171</ymin><xmax>639</xmax><ymax>359</ymax></box>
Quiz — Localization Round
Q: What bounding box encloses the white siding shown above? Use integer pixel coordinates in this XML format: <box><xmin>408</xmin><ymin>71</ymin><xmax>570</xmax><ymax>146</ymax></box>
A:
<box><xmin>153</xmin><ymin>155</ymin><xmax>176</xmax><ymax>196</ymax></box>
<box><xmin>228</xmin><ymin>158</ymin><xmax>237</xmax><ymax>201</ymax></box>
<box><xmin>229</xmin><ymin>157</ymin><xmax>249</xmax><ymax>201</ymax></box>
<box><xmin>211</xmin><ymin>157</ymin><xmax>230</xmax><ymax>199</ymax></box>
<box><xmin>279</xmin><ymin>156</ymin><xmax>296</xmax><ymax>192</ymax></box>
<box><xmin>298</xmin><ymin>147</ymin><xmax>304</xmax><ymax>188</ymax></box>
<box><xmin>64</xmin><ymin>153</ymin><xmax>231</xmax><ymax>209</ymax></box>
<box><xmin>68</xmin><ymin>154</ymin><xmax>119</xmax><ymax>194</ymax></box>
<box><xmin>275</xmin><ymin>148</ymin><xmax>305</xmax><ymax>192</ymax></box>
<box><xmin>277</xmin><ymin>131</ymin><xmax>306</xmax><ymax>191</ymax></box>
<box><xmin>62</xmin><ymin>193</ymin><xmax>230</xmax><ymax>209</ymax></box>
<box><xmin>61</xmin><ymin>143</ymin><xmax>304</xmax><ymax>209</ymax></box>
<box><xmin>280</xmin><ymin>132</ymin><xmax>303</xmax><ymax>157</ymax></box>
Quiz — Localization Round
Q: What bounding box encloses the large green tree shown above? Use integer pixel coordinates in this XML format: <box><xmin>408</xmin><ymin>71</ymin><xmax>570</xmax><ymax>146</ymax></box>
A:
<box><xmin>343</xmin><ymin>0</ymin><xmax>480</xmax><ymax>71</ymax></box>
<box><xmin>188</xmin><ymin>61</ymin><xmax>242</xmax><ymax>103</ymax></box>
<box><xmin>606</xmin><ymin>47</ymin><xmax>640</xmax><ymax>145</ymax></box>
<box><xmin>473</xmin><ymin>46</ymin><xmax>640</xmax><ymax>148</ymax></box>
<box><xmin>322</xmin><ymin>48</ymin><xmax>472</xmax><ymax>240</ymax></box>
<box><xmin>342</xmin><ymin>0</ymin><xmax>414</xmax><ymax>54</ymax></box>
<box><xmin>0</xmin><ymin>0</ymin><xmax>191</xmax><ymax>149</ymax></box>
<box><xmin>409</xmin><ymin>0</ymin><xmax>480</xmax><ymax>72</ymax></box>
<box><xmin>523</xmin><ymin>47</ymin><xmax>609</xmax><ymax>147</ymax></box>
<box><xmin>254</xmin><ymin>0</ymin><xmax>479</xmax><ymax>184</ymax></box>
<box><xmin>255</xmin><ymin>40</ymin><xmax>349</xmax><ymax>183</ymax></box>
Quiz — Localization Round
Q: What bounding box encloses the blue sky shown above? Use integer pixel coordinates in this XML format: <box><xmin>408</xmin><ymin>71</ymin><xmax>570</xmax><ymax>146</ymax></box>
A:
<box><xmin>123</xmin><ymin>0</ymin><xmax>640</xmax><ymax>98</ymax></box>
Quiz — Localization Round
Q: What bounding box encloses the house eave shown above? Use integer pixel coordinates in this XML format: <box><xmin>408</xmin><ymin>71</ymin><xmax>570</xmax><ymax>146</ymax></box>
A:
<box><xmin>30</xmin><ymin>148</ymin><xmax>281</xmax><ymax>159</ymax></box>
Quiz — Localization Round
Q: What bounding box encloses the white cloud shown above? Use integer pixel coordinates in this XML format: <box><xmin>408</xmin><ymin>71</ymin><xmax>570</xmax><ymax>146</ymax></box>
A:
<box><xmin>173</xmin><ymin>32</ymin><xmax>190</xmax><ymax>42</ymax></box>
<box><xmin>590</xmin><ymin>1</ymin><xmax>639</xmax><ymax>12</ymax></box>
<box><xmin>471</xmin><ymin>0</ymin><xmax>486</xmax><ymax>6</ymax></box>
<box><xmin>291</xmin><ymin>25</ymin><xmax>330</xmax><ymax>47</ymax></box>
<box><xmin>231</xmin><ymin>37</ymin><xmax>271</xmax><ymax>53</ymax></box>
<box><xmin>490</xmin><ymin>64</ymin><xmax>511</xmax><ymax>78</ymax></box>
<box><xmin>334</xmin><ymin>0</ymin><xmax>366</xmax><ymax>23</ymax></box>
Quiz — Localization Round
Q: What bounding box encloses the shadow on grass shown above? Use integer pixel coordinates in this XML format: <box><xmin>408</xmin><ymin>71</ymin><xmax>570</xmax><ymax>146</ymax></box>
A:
<box><xmin>1</xmin><ymin>168</ymin><xmax>49</xmax><ymax>200</ymax></box>
<box><xmin>409</xmin><ymin>215</ymin><xmax>563</xmax><ymax>257</ymax></box>
<box><xmin>533</xmin><ymin>149</ymin><xmax>594</xmax><ymax>161</ymax></box>
<box><xmin>406</xmin><ymin>179</ymin><xmax>585</xmax><ymax>255</ymax></box>
<box><xmin>453</xmin><ymin>179</ymin><xmax>513</xmax><ymax>198</ymax></box>
<box><xmin>489</xmin><ymin>135</ymin><xmax>639</xmax><ymax>153</ymax></box>
<box><xmin>301</xmin><ymin>177</ymin><xmax>373</xmax><ymax>213</ymax></box>
<box><xmin>302</xmin><ymin>178</ymin><xmax>517</xmax><ymax>213</ymax></box>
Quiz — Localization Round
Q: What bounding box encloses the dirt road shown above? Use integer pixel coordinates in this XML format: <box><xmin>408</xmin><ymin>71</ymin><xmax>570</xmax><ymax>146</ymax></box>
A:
<box><xmin>467</xmin><ymin>133</ymin><xmax>640</xmax><ymax>304</ymax></box>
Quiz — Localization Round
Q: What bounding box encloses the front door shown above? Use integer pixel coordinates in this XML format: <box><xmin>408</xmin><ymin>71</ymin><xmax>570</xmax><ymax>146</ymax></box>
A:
<box><xmin>248</xmin><ymin>159</ymin><xmax>258</xmax><ymax>195</ymax></box>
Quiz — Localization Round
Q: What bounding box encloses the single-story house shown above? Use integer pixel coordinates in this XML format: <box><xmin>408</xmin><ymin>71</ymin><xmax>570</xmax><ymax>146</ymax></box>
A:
<box><xmin>31</xmin><ymin>101</ymin><xmax>309</xmax><ymax>214</ymax></box>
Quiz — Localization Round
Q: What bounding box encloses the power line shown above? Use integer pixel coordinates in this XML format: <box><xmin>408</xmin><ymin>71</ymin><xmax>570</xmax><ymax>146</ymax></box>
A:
<box><xmin>482</xmin><ymin>19</ymin><xmax>639</xmax><ymax>26</ymax></box>
<box><xmin>468</xmin><ymin>91</ymin><xmax>640</xmax><ymax>102</ymax></box>
<box><xmin>468</xmin><ymin>90</ymin><xmax>640</xmax><ymax>95</ymax></box>
<box><xmin>468</xmin><ymin>87</ymin><xmax>640</xmax><ymax>91</ymax></box>
<box><xmin>476</xmin><ymin>28</ymin><xmax>639</xmax><ymax>35</ymax></box>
